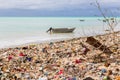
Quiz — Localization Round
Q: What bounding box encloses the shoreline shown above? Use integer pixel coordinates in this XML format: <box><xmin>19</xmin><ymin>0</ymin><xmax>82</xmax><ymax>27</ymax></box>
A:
<box><xmin>0</xmin><ymin>37</ymin><xmax>77</xmax><ymax>50</ymax></box>
<box><xmin>0</xmin><ymin>30</ymin><xmax>119</xmax><ymax>50</ymax></box>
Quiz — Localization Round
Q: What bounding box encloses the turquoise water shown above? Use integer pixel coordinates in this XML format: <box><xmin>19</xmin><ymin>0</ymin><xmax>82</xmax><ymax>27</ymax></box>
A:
<box><xmin>0</xmin><ymin>17</ymin><xmax>119</xmax><ymax>48</ymax></box>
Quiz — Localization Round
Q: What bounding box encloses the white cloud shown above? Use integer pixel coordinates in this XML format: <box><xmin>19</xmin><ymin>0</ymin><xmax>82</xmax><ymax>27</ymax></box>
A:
<box><xmin>100</xmin><ymin>0</ymin><xmax>120</xmax><ymax>3</ymax></box>
<box><xmin>0</xmin><ymin>0</ymin><xmax>119</xmax><ymax>10</ymax></box>
<box><xmin>0</xmin><ymin>0</ymin><xmax>86</xmax><ymax>9</ymax></box>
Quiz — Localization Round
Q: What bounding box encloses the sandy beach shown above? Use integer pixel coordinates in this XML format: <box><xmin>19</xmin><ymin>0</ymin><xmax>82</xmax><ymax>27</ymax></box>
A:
<box><xmin>0</xmin><ymin>31</ymin><xmax>120</xmax><ymax>80</ymax></box>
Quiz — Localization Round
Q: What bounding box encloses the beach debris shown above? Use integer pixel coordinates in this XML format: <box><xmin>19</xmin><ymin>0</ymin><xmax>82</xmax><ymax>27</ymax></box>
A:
<box><xmin>19</xmin><ymin>52</ymin><xmax>26</xmax><ymax>57</ymax></box>
<box><xmin>38</xmin><ymin>76</ymin><xmax>48</xmax><ymax>80</ymax></box>
<box><xmin>42</xmin><ymin>47</ymin><xmax>48</xmax><ymax>53</ymax></box>
<box><xmin>104</xmin><ymin>62</ymin><xmax>110</xmax><ymax>67</ymax></box>
<box><xmin>80</xmin><ymin>43</ymin><xmax>90</xmax><ymax>55</ymax></box>
<box><xmin>8</xmin><ymin>55</ymin><xmax>13</xmax><ymax>61</ymax></box>
<box><xmin>101</xmin><ymin>68</ymin><xmax>107</xmax><ymax>73</ymax></box>
<box><xmin>115</xmin><ymin>76</ymin><xmax>120</xmax><ymax>80</ymax></box>
<box><xmin>86</xmin><ymin>36</ymin><xmax>113</xmax><ymax>54</ymax></box>
<box><xmin>103</xmin><ymin>76</ymin><xmax>112</xmax><ymax>80</ymax></box>
<box><xmin>0</xmin><ymin>31</ymin><xmax>119</xmax><ymax>80</ymax></box>
<box><xmin>83</xmin><ymin>77</ymin><xmax>94</xmax><ymax>80</ymax></box>
<box><xmin>22</xmin><ymin>46</ymin><xmax>28</xmax><ymax>50</ymax></box>
<box><xmin>49</xmin><ymin>42</ymin><xmax>53</xmax><ymax>45</ymax></box>
<box><xmin>107</xmin><ymin>70</ymin><xmax>112</xmax><ymax>75</ymax></box>
<box><xmin>26</xmin><ymin>57</ymin><xmax>32</xmax><ymax>61</ymax></box>
<box><xmin>58</xmin><ymin>69</ymin><xmax>64</xmax><ymax>75</ymax></box>
<box><xmin>75</xmin><ymin>59</ymin><xmax>82</xmax><ymax>64</ymax></box>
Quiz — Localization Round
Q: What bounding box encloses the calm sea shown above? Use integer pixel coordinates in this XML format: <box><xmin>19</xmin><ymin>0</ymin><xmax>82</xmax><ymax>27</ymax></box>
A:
<box><xmin>0</xmin><ymin>17</ymin><xmax>119</xmax><ymax>48</ymax></box>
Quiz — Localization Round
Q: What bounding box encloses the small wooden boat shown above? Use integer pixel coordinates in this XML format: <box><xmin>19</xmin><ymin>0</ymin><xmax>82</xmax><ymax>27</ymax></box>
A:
<box><xmin>47</xmin><ymin>27</ymin><xmax>75</xmax><ymax>33</ymax></box>
<box><xmin>79</xmin><ymin>19</ymin><xmax>85</xmax><ymax>22</ymax></box>
<box><xmin>52</xmin><ymin>28</ymin><xmax>75</xmax><ymax>33</ymax></box>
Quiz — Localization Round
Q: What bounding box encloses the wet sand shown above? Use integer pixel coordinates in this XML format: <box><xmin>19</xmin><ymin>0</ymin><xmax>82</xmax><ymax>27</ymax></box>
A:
<box><xmin>0</xmin><ymin>31</ymin><xmax>120</xmax><ymax>80</ymax></box>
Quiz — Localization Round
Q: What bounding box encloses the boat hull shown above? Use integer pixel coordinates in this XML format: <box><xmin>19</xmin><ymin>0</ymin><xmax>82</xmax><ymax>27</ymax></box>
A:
<box><xmin>52</xmin><ymin>28</ymin><xmax>75</xmax><ymax>33</ymax></box>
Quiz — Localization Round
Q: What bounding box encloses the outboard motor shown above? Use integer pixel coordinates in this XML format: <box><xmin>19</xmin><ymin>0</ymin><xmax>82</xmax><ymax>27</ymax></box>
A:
<box><xmin>46</xmin><ymin>27</ymin><xmax>52</xmax><ymax>33</ymax></box>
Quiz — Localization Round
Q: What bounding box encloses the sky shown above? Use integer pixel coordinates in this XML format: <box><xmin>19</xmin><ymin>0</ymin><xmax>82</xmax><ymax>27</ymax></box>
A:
<box><xmin>0</xmin><ymin>0</ymin><xmax>120</xmax><ymax>17</ymax></box>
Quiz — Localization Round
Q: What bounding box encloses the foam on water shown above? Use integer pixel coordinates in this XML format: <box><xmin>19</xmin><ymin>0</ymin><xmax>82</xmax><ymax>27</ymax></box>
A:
<box><xmin>0</xmin><ymin>33</ymin><xmax>77</xmax><ymax>48</ymax></box>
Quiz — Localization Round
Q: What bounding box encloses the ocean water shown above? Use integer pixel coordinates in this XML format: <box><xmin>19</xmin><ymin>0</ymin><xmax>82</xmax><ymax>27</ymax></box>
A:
<box><xmin>0</xmin><ymin>17</ymin><xmax>120</xmax><ymax>48</ymax></box>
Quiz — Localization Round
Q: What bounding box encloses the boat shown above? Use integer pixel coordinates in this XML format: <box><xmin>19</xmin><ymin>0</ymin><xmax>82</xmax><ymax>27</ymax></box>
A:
<box><xmin>79</xmin><ymin>19</ymin><xmax>85</xmax><ymax>22</ymax></box>
<box><xmin>47</xmin><ymin>27</ymin><xmax>75</xmax><ymax>33</ymax></box>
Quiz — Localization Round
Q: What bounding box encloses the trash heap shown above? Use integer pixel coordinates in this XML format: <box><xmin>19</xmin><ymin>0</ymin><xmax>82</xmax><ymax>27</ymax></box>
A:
<box><xmin>0</xmin><ymin>31</ymin><xmax>120</xmax><ymax>80</ymax></box>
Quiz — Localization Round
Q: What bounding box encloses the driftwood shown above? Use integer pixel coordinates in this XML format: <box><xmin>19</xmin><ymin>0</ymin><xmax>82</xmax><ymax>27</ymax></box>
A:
<box><xmin>86</xmin><ymin>37</ymin><xmax>113</xmax><ymax>54</ymax></box>
<box><xmin>83</xmin><ymin>77</ymin><xmax>94</xmax><ymax>80</ymax></box>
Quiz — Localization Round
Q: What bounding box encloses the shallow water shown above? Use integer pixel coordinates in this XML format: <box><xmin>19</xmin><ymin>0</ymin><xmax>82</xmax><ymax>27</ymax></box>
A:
<box><xmin>0</xmin><ymin>17</ymin><xmax>120</xmax><ymax>48</ymax></box>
